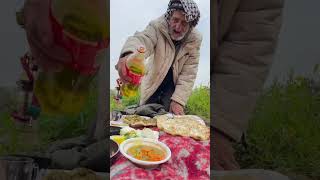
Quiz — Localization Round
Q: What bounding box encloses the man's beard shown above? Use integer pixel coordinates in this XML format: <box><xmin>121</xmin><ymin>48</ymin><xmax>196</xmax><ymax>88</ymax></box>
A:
<box><xmin>169</xmin><ymin>28</ymin><xmax>188</xmax><ymax>41</ymax></box>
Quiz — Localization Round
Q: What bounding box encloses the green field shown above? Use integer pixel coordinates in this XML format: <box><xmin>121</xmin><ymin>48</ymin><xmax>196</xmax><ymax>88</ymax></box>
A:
<box><xmin>110</xmin><ymin>85</ymin><xmax>210</xmax><ymax>124</ymax></box>
<box><xmin>1</xmin><ymin>70</ymin><xmax>319</xmax><ymax>179</ymax></box>
<box><xmin>0</xmin><ymin>84</ymin><xmax>210</xmax><ymax>154</ymax></box>
<box><xmin>236</xmin><ymin>73</ymin><xmax>320</xmax><ymax>179</ymax></box>
<box><xmin>0</xmin><ymin>82</ymin><xmax>98</xmax><ymax>155</ymax></box>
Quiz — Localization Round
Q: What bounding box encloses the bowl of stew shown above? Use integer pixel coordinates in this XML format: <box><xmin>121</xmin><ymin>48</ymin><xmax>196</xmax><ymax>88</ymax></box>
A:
<box><xmin>119</xmin><ymin>138</ymin><xmax>171</xmax><ymax>169</ymax></box>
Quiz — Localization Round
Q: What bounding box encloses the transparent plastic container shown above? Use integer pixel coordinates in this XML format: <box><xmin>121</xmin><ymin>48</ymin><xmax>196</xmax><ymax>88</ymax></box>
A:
<box><xmin>32</xmin><ymin>0</ymin><xmax>108</xmax><ymax>116</ymax></box>
<box><xmin>121</xmin><ymin>47</ymin><xmax>145</xmax><ymax>97</ymax></box>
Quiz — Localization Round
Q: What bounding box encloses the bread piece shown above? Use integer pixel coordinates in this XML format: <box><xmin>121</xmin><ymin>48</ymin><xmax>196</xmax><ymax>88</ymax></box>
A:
<box><xmin>155</xmin><ymin>115</ymin><xmax>210</xmax><ymax>141</ymax></box>
<box><xmin>123</xmin><ymin>115</ymin><xmax>157</xmax><ymax>128</ymax></box>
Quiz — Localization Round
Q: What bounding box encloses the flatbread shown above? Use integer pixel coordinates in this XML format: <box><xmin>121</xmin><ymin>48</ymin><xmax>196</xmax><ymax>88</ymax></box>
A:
<box><xmin>123</xmin><ymin>115</ymin><xmax>157</xmax><ymax>128</ymax></box>
<box><xmin>156</xmin><ymin>115</ymin><xmax>210</xmax><ymax>141</ymax></box>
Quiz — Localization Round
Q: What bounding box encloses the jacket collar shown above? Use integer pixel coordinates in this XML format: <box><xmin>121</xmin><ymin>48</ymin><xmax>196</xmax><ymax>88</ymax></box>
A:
<box><xmin>158</xmin><ymin>16</ymin><xmax>175</xmax><ymax>48</ymax></box>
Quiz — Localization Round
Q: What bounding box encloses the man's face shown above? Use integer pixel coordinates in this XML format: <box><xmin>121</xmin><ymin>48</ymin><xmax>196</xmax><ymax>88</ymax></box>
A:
<box><xmin>168</xmin><ymin>10</ymin><xmax>190</xmax><ymax>41</ymax></box>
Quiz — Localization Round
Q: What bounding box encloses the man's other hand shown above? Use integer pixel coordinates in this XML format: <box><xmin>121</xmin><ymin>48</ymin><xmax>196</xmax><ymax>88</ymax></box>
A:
<box><xmin>169</xmin><ymin>100</ymin><xmax>184</xmax><ymax>115</ymax></box>
<box><xmin>116</xmin><ymin>56</ymin><xmax>132</xmax><ymax>83</ymax></box>
<box><xmin>213</xmin><ymin>130</ymin><xmax>240</xmax><ymax>170</ymax></box>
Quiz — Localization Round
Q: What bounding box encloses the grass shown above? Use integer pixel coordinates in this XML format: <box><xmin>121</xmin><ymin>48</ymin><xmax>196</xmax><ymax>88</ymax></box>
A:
<box><xmin>2</xmin><ymin>66</ymin><xmax>319</xmax><ymax>179</ymax></box>
<box><xmin>0</xmin><ymin>113</ymin><xmax>21</xmax><ymax>155</ymax></box>
<box><xmin>39</xmin><ymin>81</ymin><xmax>98</xmax><ymax>146</ymax></box>
<box><xmin>0</xmin><ymin>81</ymin><xmax>98</xmax><ymax>155</ymax></box>
<box><xmin>235</xmin><ymin>73</ymin><xmax>320</xmax><ymax>179</ymax></box>
<box><xmin>185</xmin><ymin>85</ymin><xmax>210</xmax><ymax>123</ymax></box>
<box><xmin>110</xmin><ymin>85</ymin><xmax>211</xmax><ymax>123</ymax></box>
<box><xmin>110</xmin><ymin>89</ymin><xmax>140</xmax><ymax>111</ymax></box>
<box><xmin>1</xmin><ymin>83</ymin><xmax>211</xmax><ymax>155</ymax></box>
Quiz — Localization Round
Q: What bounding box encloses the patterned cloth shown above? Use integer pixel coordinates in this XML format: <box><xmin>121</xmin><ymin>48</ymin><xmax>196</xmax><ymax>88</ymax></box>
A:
<box><xmin>110</xmin><ymin>130</ymin><xmax>210</xmax><ymax>180</ymax></box>
<box><xmin>165</xmin><ymin>0</ymin><xmax>200</xmax><ymax>27</ymax></box>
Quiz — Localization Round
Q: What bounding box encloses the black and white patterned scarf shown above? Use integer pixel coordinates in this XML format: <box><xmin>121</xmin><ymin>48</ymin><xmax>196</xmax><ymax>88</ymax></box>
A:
<box><xmin>165</xmin><ymin>0</ymin><xmax>200</xmax><ymax>27</ymax></box>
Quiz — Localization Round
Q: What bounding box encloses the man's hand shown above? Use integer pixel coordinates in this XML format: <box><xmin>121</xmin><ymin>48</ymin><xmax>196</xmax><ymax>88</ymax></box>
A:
<box><xmin>169</xmin><ymin>100</ymin><xmax>184</xmax><ymax>115</ymax></box>
<box><xmin>115</xmin><ymin>55</ymin><xmax>132</xmax><ymax>83</ymax></box>
<box><xmin>212</xmin><ymin>130</ymin><xmax>240</xmax><ymax>170</ymax></box>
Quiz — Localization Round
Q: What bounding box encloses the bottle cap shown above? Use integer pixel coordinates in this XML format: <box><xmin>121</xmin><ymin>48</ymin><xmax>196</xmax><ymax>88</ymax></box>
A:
<box><xmin>137</xmin><ymin>47</ymin><xmax>145</xmax><ymax>53</ymax></box>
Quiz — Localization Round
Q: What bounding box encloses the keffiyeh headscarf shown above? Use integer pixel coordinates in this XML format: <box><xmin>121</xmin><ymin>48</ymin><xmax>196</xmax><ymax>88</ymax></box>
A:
<box><xmin>165</xmin><ymin>0</ymin><xmax>200</xmax><ymax>27</ymax></box>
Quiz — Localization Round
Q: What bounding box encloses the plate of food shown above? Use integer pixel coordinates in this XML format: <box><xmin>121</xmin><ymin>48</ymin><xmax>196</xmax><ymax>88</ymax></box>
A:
<box><xmin>110</xmin><ymin>126</ymin><xmax>160</xmax><ymax>145</ymax></box>
<box><xmin>119</xmin><ymin>138</ymin><xmax>171</xmax><ymax>169</ymax></box>
<box><xmin>121</xmin><ymin>115</ymin><xmax>157</xmax><ymax>128</ymax></box>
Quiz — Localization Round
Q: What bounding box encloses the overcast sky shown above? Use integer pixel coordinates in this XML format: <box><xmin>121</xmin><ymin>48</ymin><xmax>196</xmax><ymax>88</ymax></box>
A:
<box><xmin>265</xmin><ymin>0</ymin><xmax>320</xmax><ymax>86</ymax></box>
<box><xmin>110</xmin><ymin>0</ymin><xmax>210</xmax><ymax>89</ymax></box>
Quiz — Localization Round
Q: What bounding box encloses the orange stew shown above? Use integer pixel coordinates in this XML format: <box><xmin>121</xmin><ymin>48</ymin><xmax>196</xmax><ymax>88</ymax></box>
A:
<box><xmin>127</xmin><ymin>145</ymin><xmax>165</xmax><ymax>161</ymax></box>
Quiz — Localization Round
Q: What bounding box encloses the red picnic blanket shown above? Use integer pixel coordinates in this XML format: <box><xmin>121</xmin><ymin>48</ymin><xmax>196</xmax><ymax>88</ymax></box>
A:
<box><xmin>110</xmin><ymin>131</ymin><xmax>210</xmax><ymax>180</ymax></box>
